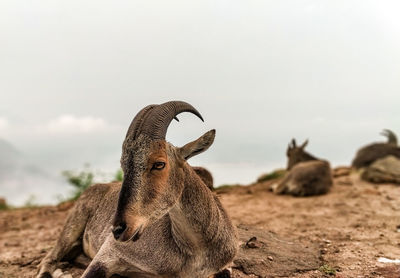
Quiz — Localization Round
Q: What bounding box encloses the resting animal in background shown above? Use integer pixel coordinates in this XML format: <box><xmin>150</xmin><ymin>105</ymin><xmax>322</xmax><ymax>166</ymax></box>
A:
<box><xmin>352</xmin><ymin>129</ymin><xmax>400</xmax><ymax>169</ymax></box>
<box><xmin>37</xmin><ymin>101</ymin><xmax>238</xmax><ymax>278</ymax></box>
<box><xmin>272</xmin><ymin>139</ymin><xmax>333</xmax><ymax>196</ymax></box>
<box><xmin>193</xmin><ymin>166</ymin><xmax>214</xmax><ymax>190</ymax></box>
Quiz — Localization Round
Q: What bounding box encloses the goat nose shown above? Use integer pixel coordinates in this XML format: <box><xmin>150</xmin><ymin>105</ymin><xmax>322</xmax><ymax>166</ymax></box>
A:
<box><xmin>112</xmin><ymin>222</ymin><xmax>126</xmax><ymax>240</ymax></box>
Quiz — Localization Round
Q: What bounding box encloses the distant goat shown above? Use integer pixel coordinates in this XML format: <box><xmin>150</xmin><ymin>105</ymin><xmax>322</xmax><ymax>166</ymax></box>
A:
<box><xmin>352</xmin><ymin>129</ymin><xmax>400</xmax><ymax>169</ymax></box>
<box><xmin>272</xmin><ymin>139</ymin><xmax>333</xmax><ymax>196</ymax></box>
<box><xmin>37</xmin><ymin>101</ymin><xmax>237</xmax><ymax>278</ymax></box>
<box><xmin>193</xmin><ymin>166</ymin><xmax>214</xmax><ymax>190</ymax></box>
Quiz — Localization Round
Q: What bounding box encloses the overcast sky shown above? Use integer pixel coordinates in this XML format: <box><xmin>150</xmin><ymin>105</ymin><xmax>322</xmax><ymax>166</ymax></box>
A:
<box><xmin>1</xmin><ymin>0</ymin><xmax>400</xmax><ymax>205</ymax></box>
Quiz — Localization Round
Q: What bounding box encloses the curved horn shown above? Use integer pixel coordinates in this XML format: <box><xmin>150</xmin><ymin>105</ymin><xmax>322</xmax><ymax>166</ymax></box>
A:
<box><xmin>381</xmin><ymin>129</ymin><xmax>398</xmax><ymax>145</ymax></box>
<box><xmin>141</xmin><ymin>101</ymin><xmax>204</xmax><ymax>139</ymax></box>
<box><xmin>291</xmin><ymin>138</ymin><xmax>297</xmax><ymax>148</ymax></box>
<box><xmin>125</xmin><ymin>104</ymin><xmax>157</xmax><ymax>140</ymax></box>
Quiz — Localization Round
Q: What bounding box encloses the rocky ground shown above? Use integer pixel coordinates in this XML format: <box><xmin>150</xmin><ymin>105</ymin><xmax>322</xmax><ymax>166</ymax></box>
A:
<box><xmin>1</xmin><ymin>171</ymin><xmax>400</xmax><ymax>278</ymax></box>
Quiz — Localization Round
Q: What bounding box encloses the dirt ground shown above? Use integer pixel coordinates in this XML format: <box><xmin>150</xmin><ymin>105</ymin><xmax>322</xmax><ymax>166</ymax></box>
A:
<box><xmin>1</xmin><ymin>171</ymin><xmax>400</xmax><ymax>278</ymax></box>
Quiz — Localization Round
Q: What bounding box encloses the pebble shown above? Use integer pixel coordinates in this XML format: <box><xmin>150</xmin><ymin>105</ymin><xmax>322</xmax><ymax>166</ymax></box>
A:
<box><xmin>267</xmin><ymin>256</ymin><xmax>273</xmax><ymax>261</ymax></box>
<box><xmin>245</xmin><ymin>236</ymin><xmax>262</xmax><ymax>249</ymax></box>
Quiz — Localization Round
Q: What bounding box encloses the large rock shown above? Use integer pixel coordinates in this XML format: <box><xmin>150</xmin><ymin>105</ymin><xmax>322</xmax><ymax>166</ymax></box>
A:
<box><xmin>233</xmin><ymin>225</ymin><xmax>321</xmax><ymax>277</ymax></box>
<box><xmin>362</xmin><ymin>155</ymin><xmax>400</xmax><ymax>184</ymax></box>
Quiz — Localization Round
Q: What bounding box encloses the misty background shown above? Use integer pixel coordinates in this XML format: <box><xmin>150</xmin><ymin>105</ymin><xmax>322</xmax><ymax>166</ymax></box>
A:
<box><xmin>1</xmin><ymin>1</ymin><xmax>399</xmax><ymax>205</ymax></box>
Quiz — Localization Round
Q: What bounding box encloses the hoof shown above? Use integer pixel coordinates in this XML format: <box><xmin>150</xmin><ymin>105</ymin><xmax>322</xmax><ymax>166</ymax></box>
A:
<box><xmin>53</xmin><ymin>269</ymin><xmax>73</xmax><ymax>278</ymax></box>
<box><xmin>38</xmin><ymin>272</ymin><xmax>52</xmax><ymax>278</ymax></box>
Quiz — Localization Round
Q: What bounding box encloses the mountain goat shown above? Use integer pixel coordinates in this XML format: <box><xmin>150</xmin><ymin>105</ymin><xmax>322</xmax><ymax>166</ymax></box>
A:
<box><xmin>37</xmin><ymin>101</ymin><xmax>237</xmax><ymax>278</ymax></box>
<box><xmin>352</xmin><ymin>129</ymin><xmax>400</xmax><ymax>169</ymax></box>
<box><xmin>272</xmin><ymin>139</ymin><xmax>333</xmax><ymax>196</ymax></box>
<box><xmin>193</xmin><ymin>166</ymin><xmax>214</xmax><ymax>190</ymax></box>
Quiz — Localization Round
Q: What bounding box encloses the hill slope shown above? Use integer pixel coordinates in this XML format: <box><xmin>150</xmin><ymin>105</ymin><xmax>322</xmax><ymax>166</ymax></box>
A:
<box><xmin>0</xmin><ymin>172</ymin><xmax>399</xmax><ymax>277</ymax></box>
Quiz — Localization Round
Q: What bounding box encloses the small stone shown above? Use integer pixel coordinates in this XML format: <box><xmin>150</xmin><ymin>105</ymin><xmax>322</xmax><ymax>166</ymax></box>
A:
<box><xmin>321</xmin><ymin>248</ymin><xmax>328</xmax><ymax>254</ymax></box>
<box><xmin>245</xmin><ymin>236</ymin><xmax>262</xmax><ymax>248</ymax></box>
<box><xmin>267</xmin><ymin>256</ymin><xmax>273</xmax><ymax>261</ymax></box>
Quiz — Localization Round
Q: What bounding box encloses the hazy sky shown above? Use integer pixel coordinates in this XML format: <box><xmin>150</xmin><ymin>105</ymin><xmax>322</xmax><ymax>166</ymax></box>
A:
<box><xmin>1</xmin><ymin>1</ymin><xmax>400</xmax><ymax>205</ymax></box>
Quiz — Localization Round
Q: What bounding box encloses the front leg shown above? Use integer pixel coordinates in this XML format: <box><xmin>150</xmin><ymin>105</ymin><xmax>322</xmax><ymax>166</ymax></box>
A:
<box><xmin>80</xmin><ymin>236</ymin><xmax>122</xmax><ymax>278</ymax></box>
<box><xmin>80</xmin><ymin>236</ymin><xmax>155</xmax><ymax>278</ymax></box>
<box><xmin>271</xmin><ymin>180</ymin><xmax>286</xmax><ymax>194</ymax></box>
<box><xmin>37</xmin><ymin>200</ymin><xmax>90</xmax><ymax>278</ymax></box>
<box><xmin>81</xmin><ymin>261</ymin><xmax>109</xmax><ymax>278</ymax></box>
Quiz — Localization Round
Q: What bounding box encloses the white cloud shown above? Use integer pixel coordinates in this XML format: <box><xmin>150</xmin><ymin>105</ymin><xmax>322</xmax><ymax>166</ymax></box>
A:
<box><xmin>39</xmin><ymin>115</ymin><xmax>109</xmax><ymax>134</ymax></box>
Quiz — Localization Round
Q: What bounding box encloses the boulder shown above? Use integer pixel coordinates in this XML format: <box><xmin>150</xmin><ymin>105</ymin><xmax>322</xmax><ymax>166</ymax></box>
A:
<box><xmin>362</xmin><ymin>155</ymin><xmax>400</xmax><ymax>184</ymax></box>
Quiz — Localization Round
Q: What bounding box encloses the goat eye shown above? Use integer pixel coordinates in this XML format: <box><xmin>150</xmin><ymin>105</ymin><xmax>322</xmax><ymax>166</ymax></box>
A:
<box><xmin>152</xmin><ymin>162</ymin><xmax>165</xmax><ymax>170</ymax></box>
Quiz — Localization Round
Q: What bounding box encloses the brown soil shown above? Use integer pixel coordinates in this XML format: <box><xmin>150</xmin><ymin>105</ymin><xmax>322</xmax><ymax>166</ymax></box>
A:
<box><xmin>1</xmin><ymin>172</ymin><xmax>400</xmax><ymax>277</ymax></box>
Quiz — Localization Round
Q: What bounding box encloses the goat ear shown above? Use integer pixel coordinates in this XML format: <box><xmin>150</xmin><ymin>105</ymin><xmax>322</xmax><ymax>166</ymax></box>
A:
<box><xmin>291</xmin><ymin>138</ymin><xmax>296</xmax><ymax>148</ymax></box>
<box><xmin>178</xmin><ymin>129</ymin><xmax>216</xmax><ymax>160</ymax></box>
<box><xmin>300</xmin><ymin>139</ymin><xmax>309</xmax><ymax>149</ymax></box>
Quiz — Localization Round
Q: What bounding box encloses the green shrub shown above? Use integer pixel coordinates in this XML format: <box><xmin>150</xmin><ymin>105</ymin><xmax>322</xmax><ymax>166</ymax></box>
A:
<box><xmin>62</xmin><ymin>166</ymin><xmax>125</xmax><ymax>202</ymax></box>
<box><xmin>114</xmin><ymin>168</ymin><xmax>124</xmax><ymax>182</ymax></box>
<box><xmin>0</xmin><ymin>200</ymin><xmax>8</xmax><ymax>210</ymax></box>
<box><xmin>257</xmin><ymin>169</ymin><xmax>286</xmax><ymax>183</ymax></box>
<box><xmin>62</xmin><ymin>166</ymin><xmax>94</xmax><ymax>201</ymax></box>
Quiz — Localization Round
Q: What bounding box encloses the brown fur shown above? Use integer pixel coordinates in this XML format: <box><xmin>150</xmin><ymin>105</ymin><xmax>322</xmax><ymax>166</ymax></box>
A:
<box><xmin>193</xmin><ymin>166</ymin><xmax>214</xmax><ymax>190</ymax></box>
<box><xmin>286</xmin><ymin>139</ymin><xmax>317</xmax><ymax>170</ymax></box>
<box><xmin>272</xmin><ymin>139</ymin><xmax>333</xmax><ymax>196</ymax></box>
<box><xmin>37</xmin><ymin>127</ymin><xmax>237</xmax><ymax>278</ymax></box>
<box><xmin>352</xmin><ymin>130</ymin><xmax>400</xmax><ymax>169</ymax></box>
